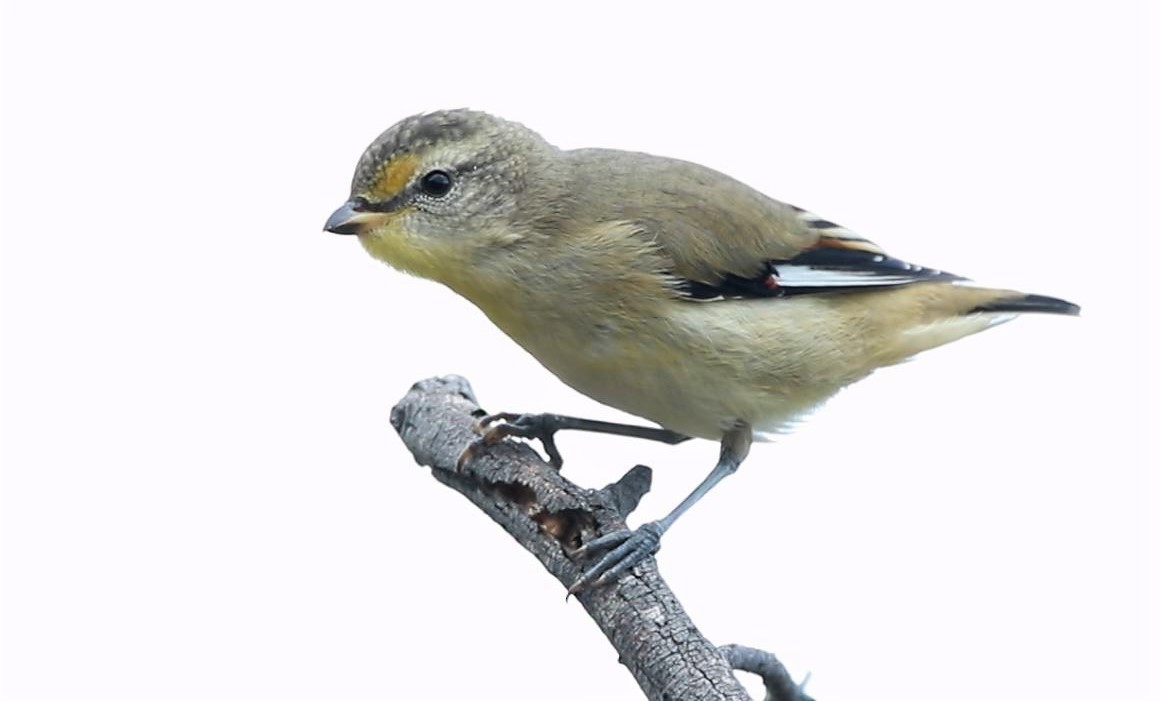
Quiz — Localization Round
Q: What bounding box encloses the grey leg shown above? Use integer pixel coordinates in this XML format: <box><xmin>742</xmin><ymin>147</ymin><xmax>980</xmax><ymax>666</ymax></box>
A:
<box><xmin>569</xmin><ymin>424</ymin><xmax>753</xmax><ymax>594</ymax></box>
<box><xmin>457</xmin><ymin>412</ymin><xmax>691</xmax><ymax>469</ymax></box>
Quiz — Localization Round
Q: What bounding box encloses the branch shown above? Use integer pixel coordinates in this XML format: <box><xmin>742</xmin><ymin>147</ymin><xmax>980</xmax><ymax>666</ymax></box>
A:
<box><xmin>390</xmin><ymin>376</ymin><xmax>812</xmax><ymax>701</ymax></box>
<box><xmin>720</xmin><ymin>645</ymin><xmax>813</xmax><ymax>701</ymax></box>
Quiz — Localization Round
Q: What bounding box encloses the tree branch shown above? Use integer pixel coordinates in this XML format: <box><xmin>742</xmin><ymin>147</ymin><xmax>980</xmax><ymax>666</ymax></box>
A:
<box><xmin>390</xmin><ymin>376</ymin><xmax>812</xmax><ymax>701</ymax></box>
<box><xmin>720</xmin><ymin>644</ymin><xmax>813</xmax><ymax>701</ymax></box>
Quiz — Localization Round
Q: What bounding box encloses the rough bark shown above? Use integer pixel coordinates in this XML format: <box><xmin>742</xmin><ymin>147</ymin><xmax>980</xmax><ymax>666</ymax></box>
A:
<box><xmin>389</xmin><ymin>376</ymin><xmax>811</xmax><ymax>701</ymax></box>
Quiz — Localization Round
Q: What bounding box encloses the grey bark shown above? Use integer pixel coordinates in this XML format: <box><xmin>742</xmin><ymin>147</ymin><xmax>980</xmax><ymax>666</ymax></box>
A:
<box><xmin>389</xmin><ymin>376</ymin><xmax>812</xmax><ymax>701</ymax></box>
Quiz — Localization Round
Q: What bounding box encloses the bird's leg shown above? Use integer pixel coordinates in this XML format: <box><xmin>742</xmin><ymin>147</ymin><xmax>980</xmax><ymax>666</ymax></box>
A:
<box><xmin>568</xmin><ymin>423</ymin><xmax>753</xmax><ymax>594</ymax></box>
<box><xmin>457</xmin><ymin>412</ymin><xmax>690</xmax><ymax>470</ymax></box>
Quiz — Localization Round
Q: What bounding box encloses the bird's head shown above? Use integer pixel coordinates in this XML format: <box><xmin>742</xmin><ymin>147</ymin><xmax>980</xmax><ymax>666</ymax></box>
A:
<box><xmin>324</xmin><ymin>110</ymin><xmax>559</xmax><ymax>284</ymax></box>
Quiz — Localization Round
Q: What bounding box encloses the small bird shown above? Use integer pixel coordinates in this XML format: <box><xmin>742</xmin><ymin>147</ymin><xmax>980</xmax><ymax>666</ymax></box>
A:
<box><xmin>325</xmin><ymin>110</ymin><xmax>1079</xmax><ymax>593</ymax></box>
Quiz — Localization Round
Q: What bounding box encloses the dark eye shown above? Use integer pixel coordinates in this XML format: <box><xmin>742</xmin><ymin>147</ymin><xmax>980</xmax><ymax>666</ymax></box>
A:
<box><xmin>419</xmin><ymin>170</ymin><xmax>453</xmax><ymax>197</ymax></box>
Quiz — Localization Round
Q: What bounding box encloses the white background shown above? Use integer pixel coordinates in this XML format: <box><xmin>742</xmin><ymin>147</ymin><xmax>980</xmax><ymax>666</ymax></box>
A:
<box><xmin>2</xmin><ymin>2</ymin><xmax>1155</xmax><ymax>700</ymax></box>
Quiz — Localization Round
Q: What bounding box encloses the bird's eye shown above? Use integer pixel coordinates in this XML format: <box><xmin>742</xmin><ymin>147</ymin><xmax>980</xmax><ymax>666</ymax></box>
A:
<box><xmin>419</xmin><ymin>170</ymin><xmax>453</xmax><ymax>197</ymax></box>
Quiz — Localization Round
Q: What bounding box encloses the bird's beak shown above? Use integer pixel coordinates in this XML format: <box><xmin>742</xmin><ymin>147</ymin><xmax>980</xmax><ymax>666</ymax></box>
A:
<box><xmin>324</xmin><ymin>201</ymin><xmax>383</xmax><ymax>235</ymax></box>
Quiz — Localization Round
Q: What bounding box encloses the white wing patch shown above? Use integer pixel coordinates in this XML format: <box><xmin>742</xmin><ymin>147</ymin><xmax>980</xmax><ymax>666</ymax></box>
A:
<box><xmin>771</xmin><ymin>254</ymin><xmax>954</xmax><ymax>289</ymax></box>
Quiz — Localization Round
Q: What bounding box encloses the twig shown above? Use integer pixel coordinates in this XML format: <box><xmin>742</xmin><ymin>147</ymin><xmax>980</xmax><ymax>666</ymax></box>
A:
<box><xmin>719</xmin><ymin>644</ymin><xmax>814</xmax><ymax>701</ymax></box>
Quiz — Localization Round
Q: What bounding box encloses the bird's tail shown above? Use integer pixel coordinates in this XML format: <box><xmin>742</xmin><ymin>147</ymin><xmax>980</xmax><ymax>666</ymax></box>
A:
<box><xmin>863</xmin><ymin>283</ymin><xmax>1080</xmax><ymax>368</ymax></box>
<box><xmin>966</xmin><ymin>293</ymin><xmax>1081</xmax><ymax>316</ymax></box>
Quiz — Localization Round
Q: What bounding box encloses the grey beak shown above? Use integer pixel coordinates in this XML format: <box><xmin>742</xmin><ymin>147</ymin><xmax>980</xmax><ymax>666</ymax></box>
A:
<box><xmin>324</xmin><ymin>202</ymin><xmax>366</xmax><ymax>235</ymax></box>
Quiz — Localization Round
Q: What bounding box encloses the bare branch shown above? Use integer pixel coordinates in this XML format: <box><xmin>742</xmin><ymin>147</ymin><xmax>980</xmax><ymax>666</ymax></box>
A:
<box><xmin>719</xmin><ymin>644</ymin><xmax>814</xmax><ymax>701</ymax></box>
<box><xmin>390</xmin><ymin>375</ymin><xmax>809</xmax><ymax>701</ymax></box>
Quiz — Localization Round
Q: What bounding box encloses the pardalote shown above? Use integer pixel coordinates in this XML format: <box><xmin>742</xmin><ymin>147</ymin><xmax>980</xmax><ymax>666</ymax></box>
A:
<box><xmin>325</xmin><ymin>110</ymin><xmax>1079</xmax><ymax>592</ymax></box>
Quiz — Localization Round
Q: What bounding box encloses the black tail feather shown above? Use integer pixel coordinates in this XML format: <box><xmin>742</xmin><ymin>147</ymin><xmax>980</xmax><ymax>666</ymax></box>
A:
<box><xmin>969</xmin><ymin>293</ymin><xmax>1080</xmax><ymax>316</ymax></box>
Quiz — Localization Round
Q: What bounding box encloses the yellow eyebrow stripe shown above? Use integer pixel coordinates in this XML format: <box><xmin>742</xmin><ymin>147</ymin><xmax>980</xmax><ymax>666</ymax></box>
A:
<box><xmin>368</xmin><ymin>153</ymin><xmax>419</xmax><ymax>200</ymax></box>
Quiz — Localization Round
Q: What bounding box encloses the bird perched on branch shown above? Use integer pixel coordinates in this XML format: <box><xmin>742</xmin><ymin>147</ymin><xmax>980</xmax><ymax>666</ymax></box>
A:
<box><xmin>325</xmin><ymin>110</ymin><xmax>1079</xmax><ymax>593</ymax></box>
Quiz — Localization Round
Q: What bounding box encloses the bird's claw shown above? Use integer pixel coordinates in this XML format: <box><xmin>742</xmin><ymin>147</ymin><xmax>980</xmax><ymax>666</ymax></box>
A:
<box><xmin>456</xmin><ymin>412</ymin><xmax>565</xmax><ymax>471</ymax></box>
<box><xmin>568</xmin><ymin>521</ymin><xmax>665</xmax><ymax>595</ymax></box>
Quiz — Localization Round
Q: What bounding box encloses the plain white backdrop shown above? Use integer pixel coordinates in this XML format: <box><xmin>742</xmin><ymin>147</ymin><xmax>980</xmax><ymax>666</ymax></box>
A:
<box><xmin>2</xmin><ymin>1</ymin><xmax>1155</xmax><ymax>699</ymax></box>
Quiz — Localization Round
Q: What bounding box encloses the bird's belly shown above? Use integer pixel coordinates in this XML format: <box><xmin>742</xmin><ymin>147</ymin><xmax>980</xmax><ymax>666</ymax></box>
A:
<box><xmin>555</xmin><ymin>359</ymin><xmax>829</xmax><ymax>440</ymax></box>
<box><xmin>506</xmin><ymin>315</ymin><xmax>844</xmax><ymax>440</ymax></box>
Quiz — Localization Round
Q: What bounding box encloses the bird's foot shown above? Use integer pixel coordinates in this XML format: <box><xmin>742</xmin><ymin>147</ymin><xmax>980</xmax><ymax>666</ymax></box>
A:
<box><xmin>568</xmin><ymin>521</ymin><xmax>665</xmax><ymax>594</ymax></box>
<box><xmin>456</xmin><ymin>412</ymin><xmax>565</xmax><ymax>471</ymax></box>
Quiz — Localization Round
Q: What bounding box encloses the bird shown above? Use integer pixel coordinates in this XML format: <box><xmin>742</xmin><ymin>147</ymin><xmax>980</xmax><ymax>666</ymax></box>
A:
<box><xmin>324</xmin><ymin>109</ymin><xmax>1079</xmax><ymax>593</ymax></box>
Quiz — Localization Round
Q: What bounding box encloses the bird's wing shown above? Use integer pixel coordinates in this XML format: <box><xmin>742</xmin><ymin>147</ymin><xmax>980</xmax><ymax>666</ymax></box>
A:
<box><xmin>566</xmin><ymin>149</ymin><xmax>962</xmax><ymax>300</ymax></box>
<box><xmin>660</xmin><ymin>201</ymin><xmax>962</xmax><ymax>302</ymax></box>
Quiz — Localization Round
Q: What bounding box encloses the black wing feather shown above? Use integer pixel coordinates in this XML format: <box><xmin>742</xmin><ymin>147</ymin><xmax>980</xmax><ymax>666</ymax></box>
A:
<box><xmin>677</xmin><ymin>248</ymin><xmax>962</xmax><ymax>301</ymax></box>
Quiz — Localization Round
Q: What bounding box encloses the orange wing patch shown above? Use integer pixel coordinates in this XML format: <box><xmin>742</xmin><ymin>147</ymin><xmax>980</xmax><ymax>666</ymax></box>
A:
<box><xmin>367</xmin><ymin>153</ymin><xmax>419</xmax><ymax>200</ymax></box>
<box><xmin>790</xmin><ymin>205</ymin><xmax>887</xmax><ymax>255</ymax></box>
<box><xmin>810</xmin><ymin>234</ymin><xmax>886</xmax><ymax>255</ymax></box>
